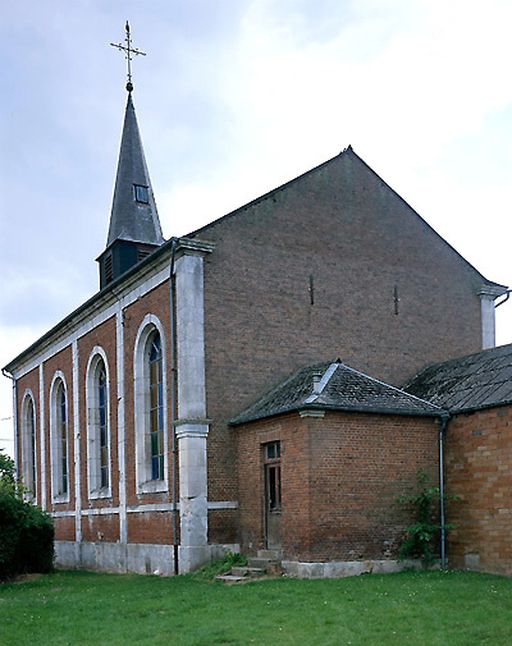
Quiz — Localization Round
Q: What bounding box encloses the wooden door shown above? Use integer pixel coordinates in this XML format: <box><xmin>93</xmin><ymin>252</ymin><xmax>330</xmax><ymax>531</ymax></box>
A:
<box><xmin>264</xmin><ymin>441</ymin><xmax>282</xmax><ymax>549</ymax></box>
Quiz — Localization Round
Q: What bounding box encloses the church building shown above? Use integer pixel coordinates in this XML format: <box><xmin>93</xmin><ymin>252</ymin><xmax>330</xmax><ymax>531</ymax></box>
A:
<box><xmin>5</xmin><ymin>43</ymin><xmax>512</xmax><ymax>576</ymax></box>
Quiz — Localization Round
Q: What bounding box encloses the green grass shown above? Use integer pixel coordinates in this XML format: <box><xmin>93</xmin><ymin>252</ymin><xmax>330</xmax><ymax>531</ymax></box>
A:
<box><xmin>1</xmin><ymin>569</ymin><xmax>512</xmax><ymax>645</ymax></box>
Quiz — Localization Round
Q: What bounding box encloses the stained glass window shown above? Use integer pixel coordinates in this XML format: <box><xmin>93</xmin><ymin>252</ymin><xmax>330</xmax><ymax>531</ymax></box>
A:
<box><xmin>56</xmin><ymin>381</ymin><xmax>68</xmax><ymax>495</ymax></box>
<box><xmin>148</xmin><ymin>332</ymin><xmax>164</xmax><ymax>480</ymax></box>
<box><xmin>97</xmin><ymin>361</ymin><xmax>109</xmax><ymax>489</ymax></box>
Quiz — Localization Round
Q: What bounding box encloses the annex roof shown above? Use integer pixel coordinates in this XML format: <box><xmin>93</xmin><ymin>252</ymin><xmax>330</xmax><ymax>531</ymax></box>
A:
<box><xmin>106</xmin><ymin>93</ymin><xmax>164</xmax><ymax>247</ymax></box>
<box><xmin>230</xmin><ymin>360</ymin><xmax>445</xmax><ymax>426</ymax></box>
<box><xmin>405</xmin><ymin>343</ymin><xmax>512</xmax><ymax>414</ymax></box>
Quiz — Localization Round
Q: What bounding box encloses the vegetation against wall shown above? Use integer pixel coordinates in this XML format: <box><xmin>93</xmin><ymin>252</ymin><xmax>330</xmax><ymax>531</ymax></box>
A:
<box><xmin>397</xmin><ymin>469</ymin><xmax>455</xmax><ymax>567</ymax></box>
<box><xmin>0</xmin><ymin>450</ymin><xmax>54</xmax><ymax>581</ymax></box>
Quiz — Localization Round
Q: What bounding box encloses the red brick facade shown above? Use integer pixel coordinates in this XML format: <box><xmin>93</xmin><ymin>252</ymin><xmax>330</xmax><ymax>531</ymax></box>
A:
<box><xmin>8</xmin><ymin>149</ymin><xmax>498</xmax><ymax>573</ymax></box>
<box><xmin>445</xmin><ymin>406</ymin><xmax>512</xmax><ymax>575</ymax></box>
<box><xmin>195</xmin><ymin>150</ymin><xmax>485</xmax><ymax>544</ymax></box>
<box><xmin>236</xmin><ymin>411</ymin><xmax>439</xmax><ymax>561</ymax></box>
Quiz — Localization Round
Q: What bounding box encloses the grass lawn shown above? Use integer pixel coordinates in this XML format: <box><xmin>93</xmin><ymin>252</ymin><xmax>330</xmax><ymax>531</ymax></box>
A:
<box><xmin>1</xmin><ymin>569</ymin><xmax>512</xmax><ymax>645</ymax></box>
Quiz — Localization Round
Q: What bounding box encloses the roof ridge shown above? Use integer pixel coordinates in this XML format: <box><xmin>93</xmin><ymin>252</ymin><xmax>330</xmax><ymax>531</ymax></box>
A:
<box><xmin>347</xmin><ymin>149</ymin><xmax>506</xmax><ymax>290</ymax></box>
<box><xmin>185</xmin><ymin>149</ymin><xmax>351</xmax><ymax>239</ymax></box>
<box><xmin>304</xmin><ymin>362</ymin><xmax>340</xmax><ymax>404</ymax></box>
<box><xmin>339</xmin><ymin>362</ymin><xmax>445</xmax><ymax>411</ymax></box>
<box><xmin>404</xmin><ymin>342</ymin><xmax>512</xmax><ymax>389</ymax></box>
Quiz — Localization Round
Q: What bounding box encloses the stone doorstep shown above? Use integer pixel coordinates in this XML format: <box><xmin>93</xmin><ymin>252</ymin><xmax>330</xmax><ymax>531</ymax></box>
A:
<box><xmin>231</xmin><ymin>566</ymin><xmax>266</xmax><ymax>577</ymax></box>
<box><xmin>215</xmin><ymin>574</ymin><xmax>246</xmax><ymax>583</ymax></box>
<box><xmin>216</xmin><ymin>553</ymin><xmax>283</xmax><ymax>583</ymax></box>
<box><xmin>247</xmin><ymin>557</ymin><xmax>280</xmax><ymax>570</ymax></box>
<box><xmin>257</xmin><ymin>549</ymin><xmax>283</xmax><ymax>560</ymax></box>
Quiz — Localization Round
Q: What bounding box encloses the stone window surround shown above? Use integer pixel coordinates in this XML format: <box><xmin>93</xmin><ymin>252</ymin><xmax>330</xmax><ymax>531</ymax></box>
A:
<box><xmin>133</xmin><ymin>313</ymin><xmax>169</xmax><ymax>495</ymax></box>
<box><xmin>85</xmin><ymin>346</ymin><xmax>112</xmax><ymax>500</ymax></box>
<box><xmin>21</xmin><ymin>388</ymin><xmax>37</xmax><ymax>501</ymax></box>
<box><xmin>49</xmin><ymin>370</ymin><xmax>70</xmax><ymax>504</ymax></box>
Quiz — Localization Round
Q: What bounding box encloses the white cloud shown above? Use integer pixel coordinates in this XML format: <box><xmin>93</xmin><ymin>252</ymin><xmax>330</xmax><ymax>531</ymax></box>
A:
<box><xmin>3</xmin><ymin>0</ymin><xmax>512</xmax><ymax>455</ymax></box>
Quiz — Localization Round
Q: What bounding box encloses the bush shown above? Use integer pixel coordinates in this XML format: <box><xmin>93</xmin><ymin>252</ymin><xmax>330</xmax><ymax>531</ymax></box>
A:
<box><xmin>0</xmin><ymin>450</ymin><xmax>54</xmax><ymax>581</ymax></box>
<box><xmin>396</xmin><ymin>469</ymin><xmax>456</xmax><ymax>567</ymax></box>
<box><xmin>190</xmin><ymin>551</ymin><xmax>248</xmax><ymax>581</ymax></box>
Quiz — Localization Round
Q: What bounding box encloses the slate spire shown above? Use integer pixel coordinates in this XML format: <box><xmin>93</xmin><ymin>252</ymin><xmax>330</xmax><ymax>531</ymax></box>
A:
<box><xmin>97</xmin><ymin>93</ymin><xmax>165</xmax><ymax>289</ymax></box>
<box><xmin>106</xmin><ymin>93</ymin><xmax>164</xmax><ymax>247</ymax></box>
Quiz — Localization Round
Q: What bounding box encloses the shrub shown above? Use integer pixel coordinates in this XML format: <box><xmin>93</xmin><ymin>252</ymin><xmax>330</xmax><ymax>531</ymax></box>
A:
<box><xmin>0</xmin><ymin>450</ymin><xmax>54</xmax><ymax>581</ymax></box>
<box><xmin>397</xmin><ymin>469</ymin><xmax>456</xmax><ymax>567</ymax></box>
<box><xmin>190</xmin><ymin>551</ymin><xmax>248</xmax><ymax>581</ymax></box>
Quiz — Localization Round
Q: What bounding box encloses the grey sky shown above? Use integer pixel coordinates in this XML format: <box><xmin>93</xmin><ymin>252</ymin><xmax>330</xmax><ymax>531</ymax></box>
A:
<box><xmin>2</xmin><ymin>0</ymin><xmax>512</xmax><ymax>454</ymax></box>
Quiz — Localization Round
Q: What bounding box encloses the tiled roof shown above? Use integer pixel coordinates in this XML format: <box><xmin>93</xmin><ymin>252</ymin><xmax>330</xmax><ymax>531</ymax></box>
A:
<box><xmin>405</xmin><ymin>343</ymin><xmax>512</xmax><ymax>413</ymax></box>
<box><xmin>230</xmin><ymin>360</ymin><xmax>444</xmax><ymax>426</ymax></box>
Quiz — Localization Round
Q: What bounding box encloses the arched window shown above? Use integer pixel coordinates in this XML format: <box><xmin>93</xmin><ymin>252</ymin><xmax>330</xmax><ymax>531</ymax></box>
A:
<box><xmin>50</xmin><ymin>374</ymin><xmax>69</xmax><ymax>501</ymax></box>
<box><xmin>148</xmin><ymin>332</ymin><xmax>164</xmax><ymax>481</ymax></box>
<box><xmin>98</xmin><ymin>363</ymin><xmax>108</xmax><ymax>488</ymax></box>
<box><xmin>134</xmin><ymin>315</ymin><xmax>168</xmax><ymax>493</ymax></box>
<box><xmin>86</xmin><ymin>349</ymin><xmax>111</xmax><ymax>498</ymax></box>
<box><xmin>22</xmin><ymin>392</ymin><xmax>37</xmax><ymax>499</ymax></box>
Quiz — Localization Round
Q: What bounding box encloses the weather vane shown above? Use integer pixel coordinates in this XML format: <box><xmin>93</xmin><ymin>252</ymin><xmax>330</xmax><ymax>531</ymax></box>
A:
<box><xmin>110</xmin><ymin>21</ymin><xmax>146</xmax><ymax>92</ymax></box>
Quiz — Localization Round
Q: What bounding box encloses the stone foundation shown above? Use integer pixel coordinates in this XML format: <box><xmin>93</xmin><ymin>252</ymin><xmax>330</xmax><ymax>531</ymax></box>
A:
<box><xmin>281</xmin><ymin>558</ymin><xmax>423</xmax><ymax>579</ymax></box>
<box><xmin>54</xmin><ymin>541</ymin><xmax>240</xmax><ymax>575</ymax></box>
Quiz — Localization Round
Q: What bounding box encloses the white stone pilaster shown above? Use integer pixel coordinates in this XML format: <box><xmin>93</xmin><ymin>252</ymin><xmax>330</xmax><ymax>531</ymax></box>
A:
<box><xmin>39</xmin><ymin>364</ymin><xmax>46</xmax><ymax>510</ymax></box>
<box><xmin>479</xmin><ymin>285</ymin><xmax>505</xmax><ymax>350</ymax></box>
<box><xmin>72</xmin><ymin>341</ymin><xmax>81</xmax><ymax>544</ymax></box>
<box><xmin>116</xmin><ymin>308</ymin><xmax>127</xmax><ymax>545</ymax></box>
<box><xmin>175</xmin><ymin>252</ymin><xmax>210</xmax><ymax>573</ymax></box>
<box><xmin>176</xmin><ymin>423</ymin><xmax>209</xmax><ymax>573</ymax></box>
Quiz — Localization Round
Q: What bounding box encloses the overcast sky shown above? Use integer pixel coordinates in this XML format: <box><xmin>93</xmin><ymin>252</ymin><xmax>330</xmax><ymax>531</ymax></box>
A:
<box><xmin>2</xmin><ymin>0</ymin><xmax>512</xmax><ymax>456</ymax></box>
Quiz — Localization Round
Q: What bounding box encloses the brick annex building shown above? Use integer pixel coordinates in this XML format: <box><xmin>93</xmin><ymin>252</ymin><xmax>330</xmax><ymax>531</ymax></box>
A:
<box><xmin>5</xmin><ymin>83</ymin><xmax>512</xmax><ymax>577</ymax></box>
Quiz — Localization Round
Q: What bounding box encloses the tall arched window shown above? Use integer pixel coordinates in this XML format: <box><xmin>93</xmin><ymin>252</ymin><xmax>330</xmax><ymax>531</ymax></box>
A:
<box><xmin>98</xmin><ymin>363</ymin><xmax>108</xmax><ymax>488</ymax></box>
<box><xmin>50</xmin><ymin>374</ymin><xmax>69</xmax><ymax>501</ymax></box>
<box><xmin>22</xmin><ymin>392</ymin><xmax>37</xmax><ymax>499</ymax></box>
<box><xmin>134</xmin><ymin>315</ymin><xmax>168</xmax><ymax>493</ymax></box>
<box><xmin>86</xmin><ymin>348</ymin><xmax>111</xmax><ymax>498</ymax></box>
<box><xmin>148</xmin><ymin>332</ymin><xmax>164</xmax><ymax>481</ymax></box>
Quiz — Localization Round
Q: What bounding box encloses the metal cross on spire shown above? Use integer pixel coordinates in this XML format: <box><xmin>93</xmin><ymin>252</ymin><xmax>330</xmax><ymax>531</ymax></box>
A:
<box><xmin>110</xmin><ymin>21</ymin><xmax>146</xmax><ymax>92</ymax></box>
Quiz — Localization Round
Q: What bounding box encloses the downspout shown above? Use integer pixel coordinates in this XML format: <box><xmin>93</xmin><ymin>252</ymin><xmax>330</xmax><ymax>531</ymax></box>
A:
<box><xmin>168</xmin><ymin>237</ymin><xmax>179</xmax><ymax>575</ymax></box>
<box><xmin>439</xmin><ymin>413</ymin><xmax>449</xmax><ymax>569</ymax></box>
<box><xmin>495</xmin><ymin>289</ymin><xmax>511</xmax><ymax>308</ymax></box>
<box><xmin>2</xmin><ymin>368</ymin><xmax>17</xmax><ymax>479</ymax></box>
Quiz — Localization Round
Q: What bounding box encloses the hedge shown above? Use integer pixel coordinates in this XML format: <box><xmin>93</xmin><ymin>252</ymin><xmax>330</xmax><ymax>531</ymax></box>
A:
<box><xmin>0</xmin><ymin>451</ymin><xmax>54</xmax><ymax>581</ymax></box>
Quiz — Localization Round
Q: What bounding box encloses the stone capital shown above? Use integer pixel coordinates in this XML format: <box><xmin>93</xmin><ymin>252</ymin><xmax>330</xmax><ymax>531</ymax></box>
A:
<box><xmin>175</xmin><ymin>421</ymin><xmax>209</xmax><ymax>440</ymax></box>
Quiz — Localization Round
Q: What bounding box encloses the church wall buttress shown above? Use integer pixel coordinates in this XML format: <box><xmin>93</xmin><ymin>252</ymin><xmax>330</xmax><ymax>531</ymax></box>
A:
<box><xmin>175</xmin><ymin>252</ymin><xmax>210</xmax><ymax>573</ymax></box>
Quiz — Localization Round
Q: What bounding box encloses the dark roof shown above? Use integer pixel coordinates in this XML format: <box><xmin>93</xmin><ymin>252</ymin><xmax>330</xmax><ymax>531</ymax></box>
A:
<box><xmin>107</xmin><ymin>93</ymin><xmax>164</xmax><ymax>247</ymax></box>
<box><xmin>230</xmin><ymin>360</ymin><xmax>444</xmax><ymax>426</ymax></box>
<box><xmin>405</xmin><ymin>344</ymin><xmax>512</xmax><ymax>413</ymax></box>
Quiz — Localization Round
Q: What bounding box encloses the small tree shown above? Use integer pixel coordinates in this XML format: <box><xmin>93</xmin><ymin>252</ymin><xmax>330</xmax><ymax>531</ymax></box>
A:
<box><xmin>0</xmin><ymin>449</ymin><xmax>54</xmax><ymax>581</ymax></box>
<box><xmin>397</xmin><ymin>469</ymin><xmax>455</xmax><ymax>567</ymax></box>
<box><xmin>0</xmin><ymin>449</ymin><xmax>16</xmax><ymax>492</ymax></box>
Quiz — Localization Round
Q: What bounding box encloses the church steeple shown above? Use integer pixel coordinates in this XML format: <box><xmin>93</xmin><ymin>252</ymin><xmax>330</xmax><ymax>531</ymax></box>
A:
<box><xmin>97</xmin><ymin>23</ymin><xmax>164</xmax><ymax>289</ymax></box>
<box><xmin>106</xmin><ymin>93</ymin><xmax>164</xmax><ymax>248</ymax></box>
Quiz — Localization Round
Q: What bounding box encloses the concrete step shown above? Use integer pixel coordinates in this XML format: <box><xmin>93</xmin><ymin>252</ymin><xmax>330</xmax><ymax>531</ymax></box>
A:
<box><xmin>257</xmin><ymin>549</ymin><xmax>282</xmax><ymax>560</ymax></box>
<box><xmin>247</xmin><ymin>557</ymin><xmax>277</xmax><ymax>569</ymax></box>
<box><xmin>215</xmin><ymin>574</ymin><xmax>246</xmax><ymax>583</ymax></box>
<box><xmin>230</xmin><ymin>566</ymin><xmax>266</xmax><ymax>578</ymax></box>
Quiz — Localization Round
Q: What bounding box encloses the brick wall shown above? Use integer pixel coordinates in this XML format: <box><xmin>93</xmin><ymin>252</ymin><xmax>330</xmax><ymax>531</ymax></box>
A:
<box><xmin>43</xmin><ymin>345</ymin><xmax>74</xmax><ymax>532</ymax></box>
<box><xmin>445</xmin><ymin>406</ymin><xmax>512</xmax><ymax>575</ymax></box>
<box><xmin>194</xmin><ymin>150</ymin><xmax>483</xmax><ymax>545</ymax></box>
<box><xmin>11</xmin><ymin>150</ymin><xmax>493</xmax><ymax>555</ymax></box>
<box><xmin>77</xmin><ymin>316</ymin><xmax>119</xmax><ymax>510</ymax></box>
<box><xmin>236</xmin><ymin>410</ymin><xmax>439</xmax><ymax>561</ymax></box>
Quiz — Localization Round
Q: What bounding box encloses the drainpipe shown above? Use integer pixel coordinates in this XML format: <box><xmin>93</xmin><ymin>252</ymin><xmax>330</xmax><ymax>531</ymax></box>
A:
<box><xmin>439</xmin><ymin>414</ymin><xmax>449</xmax><ymax>570</ymax></box>
<box><xmin>495</xmin><ymin>289</ymin><xmax>512</xmax><ymax>308</ymax></box>
<box><xmin>168</xmin><ymin>237</ymin><xmax>179</xmax><ymax>575</ymax></box>
<box><xmin>2</xmin><ymin>368</ymin><xmax>17</xmax><ymax>480</ymax></box>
